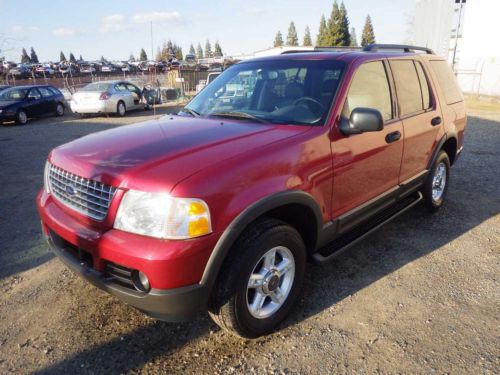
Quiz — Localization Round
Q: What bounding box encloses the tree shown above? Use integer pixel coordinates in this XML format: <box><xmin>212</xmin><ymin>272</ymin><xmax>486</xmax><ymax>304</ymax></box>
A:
<box><xmin>326</xmin><ymin>1</ymin><xmax>342</xmax><ymax>46</ymax></box>
<box><xmin>166</xmin><ymin>40</ymin><xmax>174</xmax><ymax>59</ymax></box>
<box><xmin>349</xmin><ymin>27</ymin><xmax>358</xmax><ymax>47</ymax></box>
<box><xmin>59</xmin><ymin>51</ymin><xmax>67</xmax><ymax>62</ymax></box>
<box><xmin>286</xmin><ymin>21</ymin><xmax>299</xmax><ymax>46</ymax></box>
<box><xmin>204</xmin><ymin>40</ymin><xmax>212</xmax><ymax>58</ymax></box>
<box><xmin>214</xmin><ymin>41</ymin><xmax>223</xmax><ymax>57</ymax></box>
<box><xmin>30</xmin><ymin>47</ymin><xmax>39</xmax><ymax>63</ymax></box>
<box><xmin>155</xmin><ymin>47</ymin><xmax>162</xmax><ymax>61</ymax></box>
<box><xmin>189</xmin><ymin>44</ymin><xmax>196</xmax><ymax>55</ymax></box>
<box><xmin>139</xmin><ymin>48</ymin><xmax>148</xmax><ymax>61</ymax></box>
<box><xmin>196</xmin><ymin>43</ymin><xmax>203</xmax><ymax>59</ymax></box>
<box><xmin>69</xmin><ymin>52</ymin><xmax>76</xmax><ymax>63</ymax></box>
<box><xmin>316</xmin><ymin>15</ymin><xmax>328</xmax><ymax>46</ymax></box>
<box><xmin>175</xmin><ymin>46</ymin><xmax>183</xmax><ymax>60</ymax></box>
<box><xmin>361</xmin><ymin>15</ymin><xmax>376</xmax><ymax>47</ymax></box>
<box><xmin>303</xmin><ymin>26</ymin><xmax>312</xmax><ymax>46</ymax></box>
<box><xmin>129</xmin><ymin>53</ymin><xmax>135</xmax><ymax>62</ymax></box>
<box><xmin>100</xmin><ymin>56</ymin><xmax>106</xmax><ymax>63</ymax></box>
<box><xmin>339</xmin><ymin>2</ymin><xmax>351</xmax><ymax>46</ymax></box>
<box><xmin>79</xmin><ymin>54</ymin><xmax>83</xmax><ymax>61</ymax></box>
<box><xmin>21</xmin><ymin>48</ymin><xmax>31</xmax><ymax>64</ymax></box>
<box><xmin>273</xmin><ymin>31</ymin><xmax>284</xmax><ymax>47</ymax></box>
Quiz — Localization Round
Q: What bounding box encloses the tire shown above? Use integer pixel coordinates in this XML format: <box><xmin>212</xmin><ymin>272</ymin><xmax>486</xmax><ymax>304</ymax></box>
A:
<box><xmin>55</xmin><ymin>102</ymin><xmax>65</xmax><ymax>117</ymax></box>
<box><xmin>15</xmin><ymin>109</ymin><xmax>28</xmax><ymax>125</ymax></box>
<box><xmin>422</xmin><ymin>150</ymin><xmax>450</xmax><ymax>212</ymax></box>
<box><xmin>116</xmin><ymin>101</ymin><xmax>126</xmax><ymax>117</ymax></box>
<box><xmin>208</xmin><ymin>218</ymin><xmax>306</xmax><ymax>338</ymax></box>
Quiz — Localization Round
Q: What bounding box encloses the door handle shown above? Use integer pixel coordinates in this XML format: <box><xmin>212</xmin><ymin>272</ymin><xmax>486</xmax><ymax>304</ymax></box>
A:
<box><xmin>385</xmin><ymin>131</ymin><xmax>401</xmax><ymax>143</ymax></box>
<box><xmin>431</xmin><ymin>116</ymin><xmax>442</xmax><ymax>126</ymax></box>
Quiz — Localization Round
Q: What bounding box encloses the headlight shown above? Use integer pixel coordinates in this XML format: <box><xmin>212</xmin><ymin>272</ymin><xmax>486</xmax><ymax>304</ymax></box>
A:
<box><xmin>43</xmin><ymin>162</ymin><xmax>51</xmax><ymax>194</ymax></box>
<box><xmin>0</xmin><ymin>109</ymin><xmax>3</xmax><ymax>114</ymax></box>
<box><xmin>114</xmin><ymin>190</ymin><xmax>212</xmax><ymax>240</ymax></box>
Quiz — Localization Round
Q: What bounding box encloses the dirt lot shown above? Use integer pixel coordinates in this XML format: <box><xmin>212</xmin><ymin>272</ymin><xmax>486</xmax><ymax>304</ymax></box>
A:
<box><xmin>0</xmin><ymin>102</ymin><xmax>498</xmax><ymax>374</ymax></box>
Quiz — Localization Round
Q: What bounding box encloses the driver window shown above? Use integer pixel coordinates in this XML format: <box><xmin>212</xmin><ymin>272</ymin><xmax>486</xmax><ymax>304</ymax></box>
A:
<box><xmin>342</xmin><ymin>61</ymin><xmax>392</xmax><ymax>121</ymax></box>
<box><xmin>28</xmin><ymin>89</ymin><xmax>42</xmax><ymax>100</ymax></box>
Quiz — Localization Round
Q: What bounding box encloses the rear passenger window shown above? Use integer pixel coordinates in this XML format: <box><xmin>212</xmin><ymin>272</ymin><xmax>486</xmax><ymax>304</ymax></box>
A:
<box><xmin>429</xmin><ymin>60</ymin><xmax>463</xmax><ymax>104</ymax></box>
<box><xmin>343</xmin><ymin>61</ymin><xmax>392</xmax><ymax>121</ymax></box>
<box><xmin>415</xmin><ymin>62</ymin><xmax>431</xmax><ymax>110</ymax></box>
<box><xmin>38</xmin><ymin>87</ymin><xmax>53</xmax><ymax>98</ymax></box>
<box><xmin>390</xmin><ymin>60</ymin><xmax>425</xmax><ymax>116</ymax></box>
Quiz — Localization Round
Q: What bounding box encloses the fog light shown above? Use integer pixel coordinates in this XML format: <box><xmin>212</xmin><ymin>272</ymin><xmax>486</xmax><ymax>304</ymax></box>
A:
<box><xmin>132</xmin><ymin>270</ymin><xmax>150</xmax><ymax>292</ymax></box>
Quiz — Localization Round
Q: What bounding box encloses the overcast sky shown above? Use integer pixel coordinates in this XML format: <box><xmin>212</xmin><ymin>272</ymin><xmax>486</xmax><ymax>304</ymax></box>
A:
<box><xmin>0</xmin><ymin>0</ymin><xmax>415</xmax><ymax>62</ymax></box>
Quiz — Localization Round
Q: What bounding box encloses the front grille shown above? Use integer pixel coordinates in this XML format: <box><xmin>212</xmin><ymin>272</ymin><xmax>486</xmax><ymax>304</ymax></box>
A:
<box><xmin>49</xmin><ymin>164</ymin><xmax>117</xmax><ymax>221</ymax></box>
<box><xmin>105</xmin><ymin>262</ymin><xmax>136</xmax><ymax>290</ymax></box>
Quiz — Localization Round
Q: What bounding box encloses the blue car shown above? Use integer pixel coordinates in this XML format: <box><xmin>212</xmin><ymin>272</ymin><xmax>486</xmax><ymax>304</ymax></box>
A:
<box><xmin>0</xmin><ymin>85</ymin><xmax>65</xmax><ymax>125</ymax></box>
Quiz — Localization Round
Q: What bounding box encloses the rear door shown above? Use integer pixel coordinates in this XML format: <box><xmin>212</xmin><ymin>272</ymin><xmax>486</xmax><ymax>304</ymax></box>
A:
<box><xmin>125</xmin><ymin>83</ymin><xmax>143</xmax><ymax>108</ymax></box>
<box><xmin>332</xmin><ymin>60</ymin><xmax>404</xmax><ymax>222</ymax></box>
<box><xmin>389</xmin><ymin>58</ymin><xmax>444</xmax><ymax>182</ymax></box>
<box><xmin>37</xmin><ymin>86</ymin><xmax>57</xmax><ymax>114</ymax></box>
<box><xmin>26</xmin><ymin>88</ymin><xmax>44</xmax><ymax>116</ymax></box>
<box><xmin>114</xmin><ymin>82</ymin><xmax>134</xmax><ymax>109</ymax></box>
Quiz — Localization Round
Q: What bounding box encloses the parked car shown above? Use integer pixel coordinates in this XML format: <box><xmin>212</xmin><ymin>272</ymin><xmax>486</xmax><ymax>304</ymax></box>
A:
<box><xmin>9</xmin><ymin>64</ymin><xmax>32</xmax><ymax>78</ymax></box>
<box><xmin>80</xmin><ymin>64</ymin><xmax>97</xmax><ymax>74</ymax></box>
<box><xmin>70</xmin><ymin>80</ymin><xmax>149</xmax><ymax>116</ymax></box>
<box><xmin>35</xmin><ymin>64</ymin><xmax>55</xmax><ymax>77</ymax></box>
<box><xmin>196</xmin><ymin>72</ymin><xmax>222</xmax><ymax>92</ymax></box>
<box><xmin>101</xmin><ymin>65</ymin><xmax>116</xmax><ymax>73</ymax></box>
<box><xmin>0</xmin><ymin>85</ymin><xmax>65</xmax><ymax>125</ymax></box>
<box><xmin>38</xmin><ymin>44</ymin><xmax>466</xmax><ymax>338</ymax></box>
<box><xmin>0</xmin><ymin>85</ymin><xmax>10</xmax><ymax>93</ymax></box>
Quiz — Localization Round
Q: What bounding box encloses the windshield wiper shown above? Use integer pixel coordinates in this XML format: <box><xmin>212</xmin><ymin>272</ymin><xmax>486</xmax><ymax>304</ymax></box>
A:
<box><xmin>180</xmin><ymin>107</ymin><xmax>200</xmax><ymax>118</ymax></box>
<box><xmin>209</xmin><ymin>111</ymin><xmax>270</xmax><ymax>124</ymax></box>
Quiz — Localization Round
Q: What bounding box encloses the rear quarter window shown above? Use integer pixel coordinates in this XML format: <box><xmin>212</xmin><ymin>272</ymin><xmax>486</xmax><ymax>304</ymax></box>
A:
<box><xmin>429</xmin><ymin>60</ymin><xmax>463</xmax><ymax>105</ymax></box>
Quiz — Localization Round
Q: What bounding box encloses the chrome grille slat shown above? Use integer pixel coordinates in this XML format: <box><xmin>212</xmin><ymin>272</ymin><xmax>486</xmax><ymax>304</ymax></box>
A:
<box><xmin>48</xmin><ymin>164</ymin><xmax>117</xmax><ymax>221</ymax></box>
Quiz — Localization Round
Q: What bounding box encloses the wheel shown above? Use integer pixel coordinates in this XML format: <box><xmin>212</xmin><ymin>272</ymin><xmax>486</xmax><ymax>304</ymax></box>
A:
<box><xmin>208</xmin><ymin>218</ymin><xmax>306</xmax><ymax>338</ymax></box>
<box><xmin>422</xmin><ymin>151</ymin><xmax>450</xmax><ymax>212</ymax></box>
<box><xmin>55</xmin><ymin>102</ymin><xmax>65</xmax><ymax>117</ymax></box>
<box><xmin>15</xmin><ymin>110</ymin><xmax>28</xmax><ymax>125</ymax></box>
<box><xmin>117</xmin><ymin>101</ymin><xmax>126</xmax><ymax>117</ymax></box>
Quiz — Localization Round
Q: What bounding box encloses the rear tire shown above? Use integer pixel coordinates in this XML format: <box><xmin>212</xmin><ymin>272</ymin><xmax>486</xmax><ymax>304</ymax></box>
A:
<box><xmin>55</xmin><ymin>102</ymin><xmax>65</xmax><ymax>117</ymax></box>
<box><xmin>15</xmin><ymin>110</ymin><xmax>28</xmax><ymax>125</ymax></box>
<box><xmin>117</xmin><ymin>101</ymin><xmax>126</xmax><ymax>117</ymax></box>
<box><xmin>208</xmin><ymin>218</ymin><xmax>306</xmax><ymax>338</ymax></box>
<box><xmin>422</xmin><ymin>151</ymin><xmax>450</xmax><ymax>212</ymax></box>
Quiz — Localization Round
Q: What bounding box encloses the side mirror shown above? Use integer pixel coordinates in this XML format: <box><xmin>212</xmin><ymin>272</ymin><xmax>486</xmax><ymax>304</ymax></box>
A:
<box><xmin>28</xmin><ymin>96</ymin><xmax>36</xmax><ymax>102</ymax></box>
<box><xmin>339</xmin><ymin>107</ymin><xmax>384</xmax><ymax>135</ymax></box>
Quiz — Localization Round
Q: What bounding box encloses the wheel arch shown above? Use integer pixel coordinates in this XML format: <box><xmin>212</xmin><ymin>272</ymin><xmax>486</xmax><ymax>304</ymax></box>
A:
<box><xmin>428</xmin><ymin>133</ymin><xmax>458</xmax><ymax>169</ymax></box>
<box><xmin>200</xmin><ymin>190</ymin><xmax>322</xmax><ymax>291</ymax></box>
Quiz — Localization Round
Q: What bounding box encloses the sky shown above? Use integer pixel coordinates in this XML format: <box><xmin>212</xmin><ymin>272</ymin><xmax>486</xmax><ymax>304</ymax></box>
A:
<box><xmin>0</xmin><ymin>0</ymin><xmax>415</xmax><ymax>62</ymax></box>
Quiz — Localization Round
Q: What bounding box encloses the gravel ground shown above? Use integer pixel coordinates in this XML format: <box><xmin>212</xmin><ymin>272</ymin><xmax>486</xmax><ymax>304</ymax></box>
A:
<box><xmin>0</xmin><ymin>104</ymin><xmax>498</xmax><ymax>374</ymax></box>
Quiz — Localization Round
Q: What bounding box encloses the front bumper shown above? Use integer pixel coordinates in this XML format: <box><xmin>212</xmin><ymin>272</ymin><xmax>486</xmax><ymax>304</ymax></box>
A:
<box><xmin>37</xmin><ymin>190</ymin><xmax>219</xmax><ymax>321</ymax></box>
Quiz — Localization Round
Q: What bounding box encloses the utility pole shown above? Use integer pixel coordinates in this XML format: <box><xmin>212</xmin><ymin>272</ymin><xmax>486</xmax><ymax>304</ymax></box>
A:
<box><xmin>150</xmin><ymin>21</ymin><xmax>154</xmax><ymax>63</ymax></box>
<box><xmin>451</xmin><ymin>0</ymin><xmax>466</xmax><ymax>71</ymax></box>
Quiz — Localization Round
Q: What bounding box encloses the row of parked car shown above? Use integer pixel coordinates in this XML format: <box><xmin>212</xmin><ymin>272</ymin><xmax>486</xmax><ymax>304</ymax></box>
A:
<box><xmin>0</xmin><ymin>80</ymin><xmax>163</xmax><ymax>125</ymax></box>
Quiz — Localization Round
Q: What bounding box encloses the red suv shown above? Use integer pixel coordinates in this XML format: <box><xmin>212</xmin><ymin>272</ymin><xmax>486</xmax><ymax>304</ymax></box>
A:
<box><xmin>37</xmin><ymin>44</ymin><xmax>466</xmax><ymax>338</ymax></box>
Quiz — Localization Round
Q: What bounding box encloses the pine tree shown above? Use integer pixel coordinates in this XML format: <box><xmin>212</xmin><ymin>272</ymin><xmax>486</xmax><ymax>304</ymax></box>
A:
<box><xmin>316</xmin><ymin>15</ymin><xmax>328</xmax><ymax>46</ymax></box>
<box><xmin>339</xmin><ymin>2</ymin><xmax>350</xmax><ymax>46</ymax></box>
<box><xmin>59</xmin><ymin>51</ymin><xmax>67</xmax><ymax>62</ymax></box>
<box><xmin>303</xmin><ymin>26</ymin><xmax>312</xmax><ymax>46</ymax></box>
<box><xmin>79</xmin><ymin>54</ymin><xmax>83</xmax><ymax>61</ymax></box>
<box><xmin>155</xmin><ymin>47</ymin><xmax>162</xmax><ymax>61</ymax></box>
<box><xmin>189</xmin><ymin>44</ymin><xmax>196</xmax><ymax>55</ymax></box>
<box><xmin>175</xmin><ymin>46</ymin><xmax>183</xmax><ymax>60</ymax></box>
<box><xmin>204</xmin><ymin>40</ymin><xmax>212</xmax><ymax>58</ymax></box>
<box><xmin>69</xmin><ymin>52</ymin><xmax>76</xmax><ymax>63</ymax></box>
<box><xmin>214</xmin><ymin>41</ymin><xmax>223</xmax><ymax>57</ymax></box>
<box><xmin>350</xmin><ymin>27</ymin><xmax>358</xmax><ymax>47</ymax></box>
<box><xmin>21</xmin><ymin>48</ymin><xmax>31</xmax><ymax>64</ymax></box>
<box><xmin>286</xmin><ymin>22</ymin><xmax>299</xmax><ymax>46</ymax></box>
<box><xmin>139</xmin><ymin>48</ymin><xmax>148</xmax><ymax>61</ymax></box>
<box><xmin>129</xmin><ymin>53</ymin><xmax>136</xmax><ymax>62</ymax></box>
<box><xmin>327</xmin><ymin>1</ymin><xmax>342</xmax><ymax>46</ymax></box>
<box><xmin>166</xmin><ymin>40</ymin><xmax>174</xmax><ymax>59</ymax></box>
<box><xmin>100</xmin><ymin>56</ymin><xmax>106</xmax><ymax>63</ymax></box>
<box><xmin>30</xmin><ymin>47</ymin><xmax>39</xmax><ymax>63</ymax></box>
<box><xmin>196</xmin><ymin>43</ymin><xmax>203</xmax><ymax>59</ymax></box>
<box><xmin>273</xmin><ymin>31</ymin><xmax>284</xmax><ymax>47</ymax></box>
<box><xmin>361</xmin><ymin>15</ymin><xmax>376</xmax><ymax>47</ymax></box>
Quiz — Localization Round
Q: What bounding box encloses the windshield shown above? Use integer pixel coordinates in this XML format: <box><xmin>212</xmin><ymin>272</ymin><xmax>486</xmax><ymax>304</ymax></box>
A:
<box><xmin>80</xmin><ymin>82</ymin><xmax>112</xmax><ymax>92</ymax></box>
<box><xmin>0</xmin><ymin>88</ymin><xmax>28</xmax><ymax>101</ymax></box>
<box><xmin>184</xmin><ymin>59</ymin><xmax>345</xmax><ymax>125</ymax></box>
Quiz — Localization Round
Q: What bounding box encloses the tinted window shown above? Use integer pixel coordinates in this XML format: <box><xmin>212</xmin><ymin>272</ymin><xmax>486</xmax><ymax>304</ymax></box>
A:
<box><xmin>343</xmin><ymin>61</ymin><xmax>392</xmax><ymax>121</ymax></box>
<box><xmin>81</xmin><ymin>82</ymin><xmax>112</xmax><ymax>92</ymax></box>
<box><xmin>0</xmin><ymin>88</ymin><xmax>28</xmax><ymax>101</ymax></box>
<box><xmin>115</xmin><ymin>83</ymin><xmax>128</xmax><ymax>92</ymax></box>
<box><xmin>48</xmin><ymin>87</ymin><xmax>62</xmax><ymax>96</ymax></box>
<box><xmin>429</xmin><ymin>60</ymin><xmax>463</xmax><ymax>104</ymax></box>
<box><xmin>391</xmin><ymin>60</ymin><xmax>423</xmax><ymax>116</ymax></box>
<box><xmin>38</xmin><ymin>87</ymin><xmax>53</xmax><ymax>98</ymax></box>
<box><xmin>415</xmin><ymin>62</ymin><xmax>431</xmax><ymax>109</ymax></box>
<box><xmin>28</xmin><ymin>88</ymin><xmax>42</xmax><ymax>100</ymax></box>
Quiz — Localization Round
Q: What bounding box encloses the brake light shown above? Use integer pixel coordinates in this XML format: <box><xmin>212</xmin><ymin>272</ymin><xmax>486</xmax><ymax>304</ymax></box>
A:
<box><xmin>99</xmin><ymin>92</ymin><xmax>110</xmax><ymax>100</ymax></box>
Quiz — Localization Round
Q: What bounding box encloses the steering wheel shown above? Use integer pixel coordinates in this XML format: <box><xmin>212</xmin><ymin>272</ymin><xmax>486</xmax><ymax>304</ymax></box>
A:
<box><xmin>293</xmin><ymin>97</ymin><xmax>325</xmax><ymax>116</ymax></box>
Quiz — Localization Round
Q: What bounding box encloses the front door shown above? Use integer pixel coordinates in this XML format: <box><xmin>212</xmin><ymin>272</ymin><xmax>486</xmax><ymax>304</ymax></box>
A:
<box><xmin>331</xmin><ymin>60</ymin><xmax>404</xmax><ymax>225</ymax></box>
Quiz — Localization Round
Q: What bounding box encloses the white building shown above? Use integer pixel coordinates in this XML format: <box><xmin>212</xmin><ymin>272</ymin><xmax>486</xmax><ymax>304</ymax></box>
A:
<box><xmin>413</xmin><ymin>0</ymin><xmax>500</xmax><ymax>96</ymax></box>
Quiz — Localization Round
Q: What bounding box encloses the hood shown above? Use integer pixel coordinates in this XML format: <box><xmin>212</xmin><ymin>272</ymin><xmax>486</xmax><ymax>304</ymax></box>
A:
<box><xmin>49</xmin><ymin>116</ymin><xmax>310</xmax><ymax>192</ymax></box>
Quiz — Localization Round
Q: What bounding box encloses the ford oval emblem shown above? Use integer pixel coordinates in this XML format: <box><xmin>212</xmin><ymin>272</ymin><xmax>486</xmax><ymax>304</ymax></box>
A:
<box><xmin>65</xmin><ymin>184</ymin><xmax>77</xmax><ymax>196</ymax></box>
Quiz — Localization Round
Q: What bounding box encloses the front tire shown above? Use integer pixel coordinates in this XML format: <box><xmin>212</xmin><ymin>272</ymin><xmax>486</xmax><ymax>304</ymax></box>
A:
<box><xmin>209</xmin><ymin>218</ymin><xmax>306</xmax><ymax>338</ymax></box>
<box><xmin>117</xmin><ymin>101</ymin><xmax>126</xmax><ymax>117</ymax></box>
<box><xmin>15</xmin><ymin>109</ymin><xmax>28</xmax><ymax>125</ymax></box>
<box><xmin>422</xmin><ymin>150</ymin><xmax>450</xmax><ymax>212</ymax></box>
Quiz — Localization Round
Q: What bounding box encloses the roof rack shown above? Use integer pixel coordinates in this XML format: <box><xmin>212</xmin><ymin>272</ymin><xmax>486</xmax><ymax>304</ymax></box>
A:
<box><xmin>362</xmin><ymin>44</ymin><xmax>435</xmax><ymax>54</ymax></box>
<box><xmin>281</xmin><ymin>46</ymin><xmax>361</xmax><ymax>55</ymax></box>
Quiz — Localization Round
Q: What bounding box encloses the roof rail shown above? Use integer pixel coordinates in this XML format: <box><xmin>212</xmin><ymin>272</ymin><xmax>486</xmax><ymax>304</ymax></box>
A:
<box><xmin>281</xmin><ymin>46</ymin><xmax>361</xmax><ymax>55</ymax></box>
<box><xmin>362</xmin><ymin>44</ymin><xmax>435</xmax><ymax>54</ymax></box>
